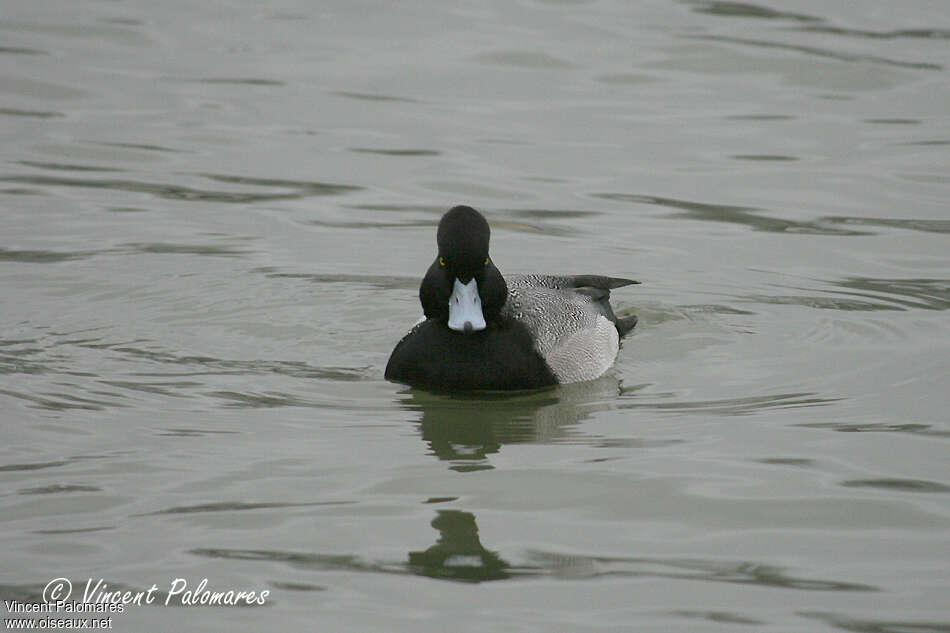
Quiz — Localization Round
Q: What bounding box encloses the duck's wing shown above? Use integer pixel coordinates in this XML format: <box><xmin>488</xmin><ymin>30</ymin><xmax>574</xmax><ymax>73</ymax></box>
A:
<box><xmin>501</xmin><ymin>275</ymin><xmax>638</xmax><ymax>382</ymax></box>
<box><xmin>505</xmin><ymin>274</ymin><xmax>639</xmax><ymax>338</ymax></box>
<box><xmin>507</xmin><ymin>274</ymin><xmax>638</xmax><ymax>292</ymax></box>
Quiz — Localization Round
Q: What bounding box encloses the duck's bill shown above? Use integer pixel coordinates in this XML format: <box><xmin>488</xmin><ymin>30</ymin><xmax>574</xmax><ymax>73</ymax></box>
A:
<box><xmin>447</xmin><ymin>278</ymin><xmax>487</xmax><ymax>333</ymax></box>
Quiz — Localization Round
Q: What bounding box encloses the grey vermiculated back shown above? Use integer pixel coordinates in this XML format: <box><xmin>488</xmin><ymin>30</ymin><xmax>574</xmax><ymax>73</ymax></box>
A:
<box><xmin>501</xmin><ymin>274</ymin><xmax>636</xmax><ymax>362</ymax></box>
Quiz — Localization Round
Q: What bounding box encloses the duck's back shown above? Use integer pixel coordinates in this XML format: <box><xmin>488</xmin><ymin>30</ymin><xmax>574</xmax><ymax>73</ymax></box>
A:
<box><xmin>503</xmin><ymin>275</ymin><xmax>637</xmax><ymax>384</ymax></box>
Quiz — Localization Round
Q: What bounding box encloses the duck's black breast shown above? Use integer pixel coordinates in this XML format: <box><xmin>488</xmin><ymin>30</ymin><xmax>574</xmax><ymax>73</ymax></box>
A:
<box><xmin>384</xmin><ymin>318</ymin><xmax>557</xmax><ymax>391</ymax></box>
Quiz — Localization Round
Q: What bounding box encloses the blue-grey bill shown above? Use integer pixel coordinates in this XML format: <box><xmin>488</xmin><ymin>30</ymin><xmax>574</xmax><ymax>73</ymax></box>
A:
<box><xmin>447</xmin><ymin>278</ymin><xmax>487</xmax><ymax>332</ymax></box>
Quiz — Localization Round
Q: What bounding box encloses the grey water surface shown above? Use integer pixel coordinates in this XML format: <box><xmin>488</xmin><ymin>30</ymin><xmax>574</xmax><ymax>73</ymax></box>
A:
<box><xmin>1</xmin><ymin>0</ymin><xmax>949</xmax><ymax>631</ymax></box>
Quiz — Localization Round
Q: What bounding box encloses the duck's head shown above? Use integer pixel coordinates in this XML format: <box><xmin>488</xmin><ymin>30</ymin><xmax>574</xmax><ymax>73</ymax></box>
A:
<box><xmin>420</xmin><ymin>205</ymin><xmax>508</xmax><ymax>334</ymax></box>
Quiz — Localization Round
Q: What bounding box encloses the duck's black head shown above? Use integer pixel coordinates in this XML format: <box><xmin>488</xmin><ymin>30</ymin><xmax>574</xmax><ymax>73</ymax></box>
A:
<box><xmin>420</xmin><ymin>205</ymin><xmax>508</xmax><ymax>333</ymax></box>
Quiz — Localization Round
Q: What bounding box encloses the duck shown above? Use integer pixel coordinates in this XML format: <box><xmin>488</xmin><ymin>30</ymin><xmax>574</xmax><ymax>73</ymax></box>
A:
<box><xmin>385</xmin><ymin>205</ymin><xmax>638</xmax><ymax>391</ymax></box>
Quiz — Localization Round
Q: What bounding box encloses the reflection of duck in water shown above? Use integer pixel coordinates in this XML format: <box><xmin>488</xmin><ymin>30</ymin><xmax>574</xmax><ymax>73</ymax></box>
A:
<box><xmin>387</xmin><ymin>206</ymin><xmax>638</xmax><ymax>391</ymax></box>
<box><xmin>408</xmin><ymin>510</ymin><xmax>511</xmax><ymax>582</ymax></box>
<box><xmin>403</xmin><ymin>379</ymin><xmax>633</xmax><ymax>471</ymax></box>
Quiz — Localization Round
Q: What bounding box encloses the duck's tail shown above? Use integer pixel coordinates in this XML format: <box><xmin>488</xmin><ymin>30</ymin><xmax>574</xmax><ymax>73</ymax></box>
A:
<box><xmin>565</xmin><ymin>275</ymin><xmax>640</xmax><ymax>338</ymax></box>
<box><xmin>614</xmin><ymin>313</ymin><xmax>639</xmax><ymax>337</ymax></box>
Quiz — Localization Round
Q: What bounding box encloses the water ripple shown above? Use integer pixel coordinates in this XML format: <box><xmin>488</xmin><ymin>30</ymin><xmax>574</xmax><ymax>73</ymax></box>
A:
<box><xmin>820</xmin><ymin>217</ymin><xmax>950</xmax><ymax>235</ymax></box>
<box><xmin>94</xmin><ymin>141</ymin><xmax>184</xmax><ymax>154</ymax></box>
<box><xmin>690</xmin><ymin>0</ymin><xmax>950</xmax><ymax>47</ymax></box>
<box><xmin>188</xmin><ymin>543</ymin><xmax>876</xmax><ymax>591</ymax></box>
<box><xmin>0</xmin><ymin>460</ymin><xmax>70</xmax><ymax>472</ymax></box>
<box><xmin>593</xmin><ymin>193</ymin><xmax>871</xmax><ymax>235</ymax></box>
<box><xmin>0</xmin><ymin>46</ymin><xmax>48</xmax><ymax>55</ymax></box>
<box><xmin>342</xmin><ymin>203</ymin><xmax>446</xmax><ymax>213</ymax></box>
<box><xmin>471</xmin><ymin>50</ymin><xmax>574</xmax><ymax>69</ymax></box>
<box><xmin>525</xmin><ymin>551</ymin><xmax>876</xmax><ymax>591</ymax></box>
<box><xmin>796</xmin><ymin>25</ymin><xmax>950</xmax><ymax>41</ymax></box>
<box><xmin>0</xmin><ymin>173</ymin><xmax>361</xmax><ymax>203</ymax></box>
<box><xmin>1</xmin><ymin>329</ymin><xmax>370</xmax><ymax>410</ymax></box>
<box><xmin>840</xmin><ymin>478</ymin><xmax>950</xmax><ymax>494</ymax></box>
<box><xmin>726</xmin><ymin>113</ymin><xmax>796</xmax><ymax>120</ymax></box>
<box><xmin>0</xmin><ymin>387</ymin><xmax>118</xmax><ymax>411</ymax></box>
<box><xmin>757</xmin><ymin>457</ymin><xmax>817</xmax><ymax>467</ymax></box>
<box><xmin>197</xmin><ymin>77</ymin><xmax>284</xmax><ymax>86</ymax></box>
<box><xmin>110</xmin><ymin>347</ymin><xmax>369</xmax><ymax>381</ymax></box>
<box><xmin>798</xmin><ymin>422</ymin><xmax>950</xmax><ymax>437</ymax></box>
<box><xmin>618</xmin><ymin>392</ymin><xmax>838</xmax><ymax>416</ymax></box>
<box><xmin>206</xmin><ymin>390</ymin><xmax>319</xmax><ymax>409</ymax></box>
<box><xmin>669</xmin><ymin>609</ymin><xmax>765</xmax><ymax>626</ymax></box>
<box><xmin>349</xmin><ymin>148</ymin><xmax>440</xmax><ymax>156</ymax></box>
<box><xmin>144</xmin><ymin>500</ymin><xmax>352</xmax><ymax>516</ymax></box>
<box><xmin>252</xmin><ymin>268</ymin><xmax>417</xmax><ymax>290</ymax></box>
<box><xmin>99</xmin><ymin>380</ymin><xmax>203</xmax><ymax>397</ymax></box>
<box><xmin>0</xmin><ymin>107</ymin><xmax>64</xmax><ymax>119</ymax></box>
<box><xmin>18</xmin><ymin>484</ymin><xmax>100</xmax><ymax>495</ymax></box>
<box><xmin>333</xmin><ymin>204</ymin><xmax>599</xmax><ymax>236</ymax></box>
<box><xmin>0</xmin><ymin>248</ymin><xmax>99</xmax><ymax>264</ymax></box>
<box><xmin>156</xmin><ymin>428</ymin><xmax>239</xmax><ymax>437</ymax></box>
<box><xmin>730</xmin><ymin>154</ymin><xmax>798</xmax><ymax>161</ymax></box>
<box><xmin>752</xmin><ymin>278</ymin><xmax>950</xmax><ymax>312</ymax></box>
<box><xmin>801</xmin><ymin>611</ymin><xmax>950</xmax><ymax>633</ymax></box>
<box><xmin>33</xmin><ymin>526</ymin><xmax>113</xmax><ymax>535</ymax></box>
<box><xmin>308</xmin><ymin>218</ymin><xmax>434</xmax><ymax>230</ymax></box>
<box><xmin>331</xmin><ymin>91</ymin><xmax>419</xmax><ymax>103</ymax></box>
<box><xmin>17</xmin><ymin>160</ymin><xmax>124</xmax><ymax>173</ymax></box>
<box><xmin>692</xmin><ymin>34</ymin><xmax>942</xmax><ymax>71</ymax></box>
<box><xmin>741</xmin><ymin>294</ymin><xmax>902</xmax><ymax>312</ymax></box>
<box><xmin>124</xmin><ymin>243</ymin><xmax>251</xmax><ymax>257</ymax></box>
<box><xmin>833</xmin><ymin>278</ymin><xmax>950</xmax><ymax>311</ymax></box>
<box><xmin>689</xmin><ymin>1</ymin><xmax>821</xmax><ymax>22</ymax></box>
<box><xmin>595</xmin><ymin>192</ymin><xmax>950</xmax><ymax>239</ymax></box>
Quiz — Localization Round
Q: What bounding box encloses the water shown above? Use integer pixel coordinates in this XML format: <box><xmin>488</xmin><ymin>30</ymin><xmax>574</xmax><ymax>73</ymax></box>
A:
<box><xmin>2</xmin><ymin>0</ymin><xmax>949</xmax><ymax>630</ymax></box>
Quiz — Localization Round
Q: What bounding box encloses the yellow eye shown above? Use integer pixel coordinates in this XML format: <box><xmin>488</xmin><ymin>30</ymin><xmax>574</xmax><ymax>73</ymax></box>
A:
<box><xmin>484</xmin><ymin>257</ymin><xmax>490</xmax><ymax>266</ymax></box>
<box><xmin>439</xmin><ymin>257</ymin><xmax>446</xmax><ymax>267</ymax></box>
